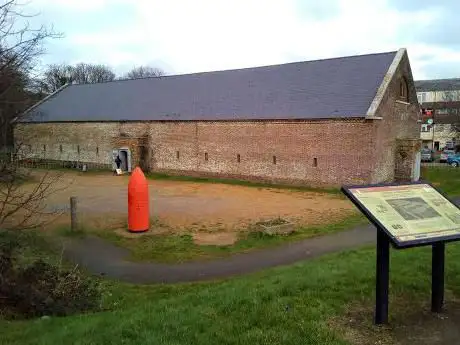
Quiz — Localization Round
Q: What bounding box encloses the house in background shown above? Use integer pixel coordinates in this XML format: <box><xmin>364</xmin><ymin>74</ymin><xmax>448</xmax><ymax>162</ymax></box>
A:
<box><xmin>415</xmin><ymin>78</ymin><xmax>460</xmax><ymax>151</ymax></box>
<box><xmin>15</xmin><ymin>48</ymin><xmax>421</xmax><ymax>186</ymax></box>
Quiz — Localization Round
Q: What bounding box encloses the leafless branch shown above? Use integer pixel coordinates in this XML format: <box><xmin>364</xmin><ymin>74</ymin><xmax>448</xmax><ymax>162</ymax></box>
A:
<box><xmin>40</xmin><ymin>62</ymin><xmax>116</xmax><ymax>93</ymax></box>
<box><xmin>0</xmin><ymin>0</ymin><xmax>64</xmax><ymax>230</ymax></box>
<box><xmin>122</xmin><ymin>65</ymin><xmax>165</xmax><ymax>80</ymax></box>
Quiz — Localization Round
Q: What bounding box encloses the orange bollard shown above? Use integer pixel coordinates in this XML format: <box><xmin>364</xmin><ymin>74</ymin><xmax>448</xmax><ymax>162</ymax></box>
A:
<box><xmin>128</xmin><ymin>167</ymin><xmax>149</xmax><ymax>232</ymax></box>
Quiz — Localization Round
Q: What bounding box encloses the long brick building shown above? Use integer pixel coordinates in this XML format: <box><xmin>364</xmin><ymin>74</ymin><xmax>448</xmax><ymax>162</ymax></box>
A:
<box><xmin>15</xmin><ymin>48</ymin><xmax>421</xmax><ymax>186</ymax></box>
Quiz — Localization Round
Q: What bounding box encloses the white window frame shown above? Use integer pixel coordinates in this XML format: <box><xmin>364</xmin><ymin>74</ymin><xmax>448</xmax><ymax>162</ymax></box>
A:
<box><xmin>437</xmin><ymin>108</ymin><xmax>449</xmax><ymax>115</ymax></box>
<box><xmin>420</xmin><ymin>92</ymin><xmax>427</xmax><ymax>103</ymax></box>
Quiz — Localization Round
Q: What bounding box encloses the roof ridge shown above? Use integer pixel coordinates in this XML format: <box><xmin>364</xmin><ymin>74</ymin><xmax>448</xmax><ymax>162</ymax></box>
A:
<box><xmin>366</xmin><ymin>48</ymin><xmax>406</xmax><ymax>118</ymax></box>
<box><xmin>21</xmin><ymin>49</ymin><xmax>397</xmax><ymax>122</ymax></box>
<box><xmin>18</xmin><ymin>83</ymin><xmax>70</xmax><ymax>120</ymax></box>
<box><xmin>70</xmin><ymin>50</ymin><xmax>398</xmax><ymax>87</ymax></box>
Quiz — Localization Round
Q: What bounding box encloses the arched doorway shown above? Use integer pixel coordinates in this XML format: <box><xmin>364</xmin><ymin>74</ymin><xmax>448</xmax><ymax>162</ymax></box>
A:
<box><xmin>112</xmin><ymin>148</ymin><xmax>132</xmax><ymax>172</ymax></box>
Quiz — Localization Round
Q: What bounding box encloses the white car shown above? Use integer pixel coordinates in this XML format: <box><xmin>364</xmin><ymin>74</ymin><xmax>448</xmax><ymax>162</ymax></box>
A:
<box><xmin>440</xmin><ymin>149</ymin><xmax>456</xmax><ymax>162</ymax></box>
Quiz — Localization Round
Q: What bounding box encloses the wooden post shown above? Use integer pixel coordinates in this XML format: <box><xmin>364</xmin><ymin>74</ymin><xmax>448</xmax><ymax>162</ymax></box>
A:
<box><xmin>70</xmin><ymin>197</ymin><xmax>78</xmax><ymax>232</ymax></box>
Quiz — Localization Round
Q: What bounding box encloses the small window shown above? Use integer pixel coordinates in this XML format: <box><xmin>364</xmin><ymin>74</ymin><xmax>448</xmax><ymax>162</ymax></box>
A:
<box><xmin>237</xmin><ymin>154</ymin><xmax>241</xmax><ymax>163</ymax></box>
<box><xmin>43</xmin><ymin>144</ymin><xmax>46</xmax><ymax>152</ymax></box>
<box><xmin>443</xmin><ymin>90</ymin><xmax>458</xmax><ymax>102</ymax></box>
<box><xmin>59</xmin><ymin>144</ymin><xmax>63</xmax><ymax>153</ymax></box>
<box><xmin>273</xmin><ymin>156</ymin><xmax>277</xmax><ymax>164</ymax></box>
<box><xmin>399</xmin><ymin>77</ymin><xmax>409</xmax><ymax>102</ymax></box>
<box><xmin>96</xmin><ymin>146</ymin><xmax>99</xmax><ymax>155</ymax></box>
<box><xmin>176</xmin><ymin>151</ymin><xmax>180</xmax><ymax>160</ymax></box>
<box><xmin>437</xmin><ymin>108</ymin><xmax>448</xmax><ymax>115</ymax></box>
<box><xmin>77</xmin><ymin>145</ymin><xmax>80</xmax><ymax>154</ymax></box>
<box><xmin>204</xmin><ymin>152</ymin><xmax>208</xmax><ymax>161</ymax></box>
<box><xmin>313</xmin><ymin>158</ymin><xmax>318</xmax><ymax>167</ymax></box>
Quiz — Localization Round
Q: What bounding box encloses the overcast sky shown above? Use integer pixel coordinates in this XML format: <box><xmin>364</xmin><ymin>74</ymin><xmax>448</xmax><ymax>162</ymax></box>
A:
<box><xmin>28</xmin><ymin>0</ymin><xmax>460</xmax><ymax>80</ymax></box>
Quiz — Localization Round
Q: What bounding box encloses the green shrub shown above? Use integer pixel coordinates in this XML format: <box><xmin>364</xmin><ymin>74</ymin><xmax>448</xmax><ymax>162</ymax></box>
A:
<box><xmin>0</xmin><ymin>232</ymin><xmax>102</xmax><ymax>319</ymax></box>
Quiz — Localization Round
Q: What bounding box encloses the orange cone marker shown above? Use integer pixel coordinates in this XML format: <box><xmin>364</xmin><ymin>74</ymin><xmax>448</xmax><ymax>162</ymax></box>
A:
<box><xmin>128</xmin><ymin>167</ymin><xmax>149</xmax><ymax>232</ymax></box>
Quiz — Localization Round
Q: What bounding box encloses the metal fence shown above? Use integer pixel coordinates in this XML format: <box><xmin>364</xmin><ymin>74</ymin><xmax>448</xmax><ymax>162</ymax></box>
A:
<box><xmin>422</xmin><ymin>162</ymin><xmax>458</xmax><ymax>169</ymax></box>
<box><xmin>0</xmin><ymin>151</ymin><xmax>111</xmax><ymax>172</ymax></box>
<box><xmin>2</xmin><ymin>145</ymin><xmax>458</xmax><ymax>175</ymax></box>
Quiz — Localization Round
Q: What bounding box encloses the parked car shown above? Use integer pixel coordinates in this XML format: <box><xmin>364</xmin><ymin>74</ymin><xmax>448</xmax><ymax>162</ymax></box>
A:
<box><xmin>445</xmin><ymin>141</ymin><xmax>456</xmax><ymax>150</ymax></box>
<box><xmin>421</xmin><ymin>148</ymin><xmax>434</xmax><ymax>162</ymax></box>
<box><xmin>440</xmin><ymin>149</ymin><xmax>456</xmax><ymax>163</ymax></box>
<box><xmin>447</xmin><ymin>154</ymin><xmax>460</xmax><ymax>167</ymax></box>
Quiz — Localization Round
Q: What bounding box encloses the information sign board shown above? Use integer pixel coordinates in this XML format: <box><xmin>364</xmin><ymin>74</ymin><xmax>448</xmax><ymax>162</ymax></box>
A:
<box><xmin>342</xmin><ymin>182</ymin><xmax>460</xmax><ymax>248</ymax></box>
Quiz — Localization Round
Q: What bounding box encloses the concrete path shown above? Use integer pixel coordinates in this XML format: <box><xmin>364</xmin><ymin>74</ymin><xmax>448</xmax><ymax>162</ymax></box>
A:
<box><xmin>62</xmin><ymin>224</ymin><xmax>376</xmax><ymax>284</ymax></box>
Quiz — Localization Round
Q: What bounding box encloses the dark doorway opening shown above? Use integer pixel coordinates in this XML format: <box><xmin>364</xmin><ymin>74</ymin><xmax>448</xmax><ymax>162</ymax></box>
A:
<box><xmin>119</xmin><ymin>150</ymin><xmax>128</xmax><ymax>171</ymax></box>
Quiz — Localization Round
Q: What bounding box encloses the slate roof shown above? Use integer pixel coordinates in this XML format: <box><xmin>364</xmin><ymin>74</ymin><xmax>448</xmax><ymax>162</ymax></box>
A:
<box><xmin>23</xmin><ymin>51</ymin><xmax>397</xmax><ymax>122</ymax></box>
<box><xmin>415</xmin><ymin>78</ymin><xmax>460</xmax><ymax>92</ymax></box>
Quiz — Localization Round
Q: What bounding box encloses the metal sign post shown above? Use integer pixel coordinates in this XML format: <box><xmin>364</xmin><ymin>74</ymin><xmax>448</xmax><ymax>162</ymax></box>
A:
<box><xmin>375</xmin><ymin>230</ymin><xmax>390</xmax><ymax>324</ymax></box>
<box><xmin>431</xmin><ymin>242</ymin><xmax>445</xmax><ymax>313</ymax></box>
<box><xmin>342</xmin><ymin>182</ymin><xmax>460</xmax><ymax>325</ymax></box>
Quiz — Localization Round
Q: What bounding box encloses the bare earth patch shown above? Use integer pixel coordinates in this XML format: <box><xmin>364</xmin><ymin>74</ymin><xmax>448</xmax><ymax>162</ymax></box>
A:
<box><xmin>331</xmin><ymin>297</ymin><xmax>460</xmax><ymax>345</ymax></box>
<box><xmin>192</xmin><ymin>232</ymin><xmax>238</xmax><ymax>246</ymax></box>
<box><xmin>23</xmin><ymin>171</ymin><xmax>356</xmax><ymax>236</ymax></box>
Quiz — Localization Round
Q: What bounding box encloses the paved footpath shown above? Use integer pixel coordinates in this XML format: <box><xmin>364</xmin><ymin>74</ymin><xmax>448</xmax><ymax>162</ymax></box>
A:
<box><xmin>62</xmin><ymin>224</ymin><xmax>376</xmax><ymax>284</ymax></box>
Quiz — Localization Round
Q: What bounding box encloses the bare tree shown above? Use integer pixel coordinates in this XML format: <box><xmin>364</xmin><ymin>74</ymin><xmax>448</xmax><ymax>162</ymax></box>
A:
<box><xmin>40</xmin><ymin>62</ymin><xmax>116</xmax><ymax>92</ymax></box>
<box><xmin>0</xmin><ymin>0</ymin><xmax>60</xmax><ymax>143</ymax></box>
<box><xmin>123</xmin><ymin>65</ymin><xmax>165</xmax><ymax>79</ymax></box>
<box><xmin>0</xmin><ymin>1</ymin><xmax>56</xmax><ymax>74</ymax></box>
<box><xmin>0</xmin><ymin>0</ymin><xmax>63</xmax><ymax>229</ymax></box>
<box><xmin>72</xmin><ymin>63</ymin><xmax>115</xmax><ymax>84</ymax></box>
<box><xmin>0</xmin><ymin>165</ymin><xmax>65</xmax><ymax>230</ymax></box>
<box><xmin>39</xmin><ymin>63</ymin><xmax>74</xmax><ymax>93</ymax></box>
<box><xmin>0</xmin><ymin>64</ymin><xmax>28</xmax><ymax>147</ymax></box>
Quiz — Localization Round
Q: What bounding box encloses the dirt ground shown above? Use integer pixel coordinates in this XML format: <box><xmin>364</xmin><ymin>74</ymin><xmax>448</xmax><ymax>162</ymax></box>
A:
<box><xmin>20</xmin><ymin>171</ymin><xmax>356</xmax><ymax>236</ymax></box>
<box><xmin>332</xmin><ymin>298</ymin><xmax>460</xmax><ymax>345</ymax></box>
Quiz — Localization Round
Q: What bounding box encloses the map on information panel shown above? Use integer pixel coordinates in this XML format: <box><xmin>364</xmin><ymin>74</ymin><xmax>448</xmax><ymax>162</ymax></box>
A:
<box><xmin>342</xmin><ymin>183</ymin><xmax>460</xmax><ymax>247</ymax></box>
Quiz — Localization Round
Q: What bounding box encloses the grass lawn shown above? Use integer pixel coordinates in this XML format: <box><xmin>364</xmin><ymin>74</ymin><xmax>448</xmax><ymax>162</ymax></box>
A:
<box><xmin>2</xmin><ymin>230</ymin><xmax>460</xmax><ymax>345</ymax></box>
<box><xmin>421</xmin><ymin>166</ymin><xmax>460</xmax><ymax>196</ymax></box>
<box><xmin>59</xmin><ymin>214</ymin><xmax>365</xmax><ymax>263</ymax></box>
<box><xmin>3</xmin><ymin>167</ymin><xmax>460</xmax><ymax>344</ymax></box>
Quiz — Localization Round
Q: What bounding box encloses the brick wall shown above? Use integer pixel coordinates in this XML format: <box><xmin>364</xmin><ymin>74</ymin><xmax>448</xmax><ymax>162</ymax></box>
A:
<box><xmin>149</xmin><ymin>120</ymin><xmax>376</xmax><ymax>186</ymax></box>
<box><xmin>14</xmin><ymin>122</ymin><xmax>149</xmax><ymax>169</ymax></box>
<box><xmin>14</xmin><ymin>50</ymin><xmax>421</xmax><ymax>187</ymax></box>
<box><xmin>15</xmin><ymin>119</ymin><xmax>377</xmax><ymax>186</ymax></box>
<box><xmin>371</xmin><ymin>50</ymin><xmax>421</xmax><ymax>183</ymax></box>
